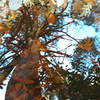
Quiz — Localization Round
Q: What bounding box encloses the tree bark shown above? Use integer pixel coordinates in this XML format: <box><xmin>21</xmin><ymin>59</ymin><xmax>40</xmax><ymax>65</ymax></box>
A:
<box><xmin>5</xmin><ymin>41</ymin><xmax>42</xmax><ymax>100</ymax></box>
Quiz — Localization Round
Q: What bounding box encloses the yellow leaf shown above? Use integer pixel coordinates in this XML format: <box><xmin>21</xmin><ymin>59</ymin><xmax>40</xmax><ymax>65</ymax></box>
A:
<box><xmin>95</xmin><ymin>17</ymin><xmax>100</xmax><ymax>22</ymax></box>
<box><xmin>80</xmin><ymin>3</ymin><xmax>92</xmax><ymax>17</ymax></box>
<box><xmin>49</xmin><ymin>0</ymin><xmax>56</xmax><ymax>5</ymax></box>
<box><xmin>0</xmin><ymin>38</ymin><xmax>2</xmax><ymax>44</ymax></box>
<box><xmin>83</xmin><ymin>0</ymin><xmax>96</xmax><ymax>5</ymax></box>
<box><xmin>0</xmin><ymin>75</ymin><xmax>4</xmax><ymax>81</ymax></box>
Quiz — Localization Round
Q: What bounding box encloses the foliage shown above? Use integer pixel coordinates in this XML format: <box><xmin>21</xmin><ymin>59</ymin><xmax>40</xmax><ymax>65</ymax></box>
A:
<box><xmin>71</xmin><ymin>37</ymin><xmax>100</xmax><ymax>99</ymax></box>
<box><xmin>0</xmin><ymin>0</ymin><xmax>100</xmax><ymax>100</ymax></box>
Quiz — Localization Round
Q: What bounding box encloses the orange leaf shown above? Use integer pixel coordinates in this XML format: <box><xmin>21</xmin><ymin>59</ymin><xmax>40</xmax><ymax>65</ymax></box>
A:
<box><xmin>15</xmin><ymin>97</ymin><xmax>21</xmax><ymax>100</ymax></box>
<box><xmin>0</xmin><ymin>23</ymin><xmax>9</xmax><ymax>32</ymax></box>
<box><xmin>31</xmin><ymin>40</ymin><xmax>47</xmax><ymax>52</ymax></box>
<box><xmin>83</xmin><ymin>0</ymin><xmax>96</xmax><ymax>5</ymax></box>
<box><xmin>47</xmin><ymin>13</ymin><xmax>56</xmax><ymax>24</ymax></box>
<box><xmin>77</xmin><ymin>38</ymin><xmax>93</xmax><ymax>51</ymax></box>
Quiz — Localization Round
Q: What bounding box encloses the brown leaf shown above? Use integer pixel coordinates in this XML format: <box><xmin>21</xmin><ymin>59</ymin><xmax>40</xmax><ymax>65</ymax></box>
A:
<box><xmin>77</xmin><ymin>38</ymin><xmax>93</xmax><ymax>51</ymax></box>
<box><xmin>15</xmin><ymin>83</ymin><xmax>22</xmax><ymax>91</ymax></box>
<box><xmin>73</xmin><ymin>0</ymin><xmax>83</xmax><ymax>13</ymax></box>
<box><xmin>0</xmin><ymin>23</ymin><xmax>10</xmax><ymax>32</ymax></box>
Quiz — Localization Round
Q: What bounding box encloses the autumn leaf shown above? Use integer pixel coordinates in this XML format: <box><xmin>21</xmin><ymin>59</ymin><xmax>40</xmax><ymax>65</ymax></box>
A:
<box><xmin>14</xmin><ymin>97</ymin><xmax>22</xmax><ymax>100</ymax></box>
<box><xmin>49</xmin><ymin>0</ymin><xmax>56</xmax><ymax>6</ymax></box>
<box><xmin>15</xmin><ymin>83</ymin><xmax>22</xmax><ymax>91</ymax></box>
<box><xmin>32</xmin><ymin>6</ymin><xmax>41</xmax><ymax>16</ymax></box>
<box><xmin>95</xmin><ymin>17</ymin><xmax>100</xmax><ymax>22</ymax></box>
<box><xmin>47</xmin><ymin>0</ymin><xmax>56</xmax><ymax>14</ymax></box>
<box><xmin>0</xmin><ymin>23</ymin><xmax>10</xmax><ymax>32</ymax></box>
<box><xmin>0</xmin><ymin>38</ymin><xmax>2</xmax><ymax>44</ymax></box>
<box><xmin>7</xmin><ymin>11</ymin><xmax>18</xmax><ymax>21</ymax></box>
<box><xmin>83</xmin><ymin>0</ymin><xmax>96</xmax><ymax>5</ymax></box>
<box><xmin>73</xmin><ymin>0</ymin><xmax>83</xmax><ymax>13</ymax></box>
<box><xmin>24</xmin><ymin>0</ymin><xmax>34</xmax><ymax>7</ymax></box>
<box><xmin>80</xmin><ymin>3</ymin><xmax>92</xmax><ymax>17</ymax></box>
<box><xmin>31</xmin><ymin>40</ymin><xmax>48</xmax><ymax>52</ymax></box>
<box><xmin>77</xmin><ymin>38</ymin><xmax>93</xmax><ymax>51</ymax></box>
<box><xmin>0</xmin><ymin>74</ymin><xmax>4</xmax><ymax>84</ymax></box>
<box><xmin>47</xmin><ymin>13</ymin><xmax>56</xmax><ymax>24</ymax></box>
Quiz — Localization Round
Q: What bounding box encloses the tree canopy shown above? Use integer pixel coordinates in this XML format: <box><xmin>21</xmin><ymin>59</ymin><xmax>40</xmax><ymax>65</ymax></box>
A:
<box><xmin>0</xmin><ymin>0</ymin><xmax>100</xmax><ymax>100</ymax></box>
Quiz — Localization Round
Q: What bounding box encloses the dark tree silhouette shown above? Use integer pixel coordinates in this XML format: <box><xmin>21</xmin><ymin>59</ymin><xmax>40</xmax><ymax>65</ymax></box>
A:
<box><xmin>71</xmin><ymin>37</ymin><xmax>100</xmax><ymax>100</ymax></box>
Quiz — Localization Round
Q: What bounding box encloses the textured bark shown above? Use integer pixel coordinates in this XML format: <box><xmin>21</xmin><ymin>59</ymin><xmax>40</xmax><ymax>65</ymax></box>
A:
<box><xmin>5</xmin><ymin>41</ymin><xmax>42</xmax><ymax>100</ymax></box>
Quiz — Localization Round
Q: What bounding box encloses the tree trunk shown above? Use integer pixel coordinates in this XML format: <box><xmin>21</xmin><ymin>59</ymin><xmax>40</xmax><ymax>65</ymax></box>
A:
<box><xmin>5</xmin><ymin>40</ymin><xmax>42</xmax><ymax>100</ymax></box>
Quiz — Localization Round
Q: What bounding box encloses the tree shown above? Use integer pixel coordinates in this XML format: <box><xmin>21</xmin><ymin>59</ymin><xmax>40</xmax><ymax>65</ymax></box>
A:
<box><xmin>0</xmin><ymin>0</ymin><xmax>70</xmax><ymax>100</ymax></box>
<box><xmin>71</xmin><ymin>37</ymin><xmax>100</xmax><ymax>100</ymax></box>
<box><xmin>0</xmin><ymin>0</ymin><xmax>100</xmax><ymax>100</ymax></box>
